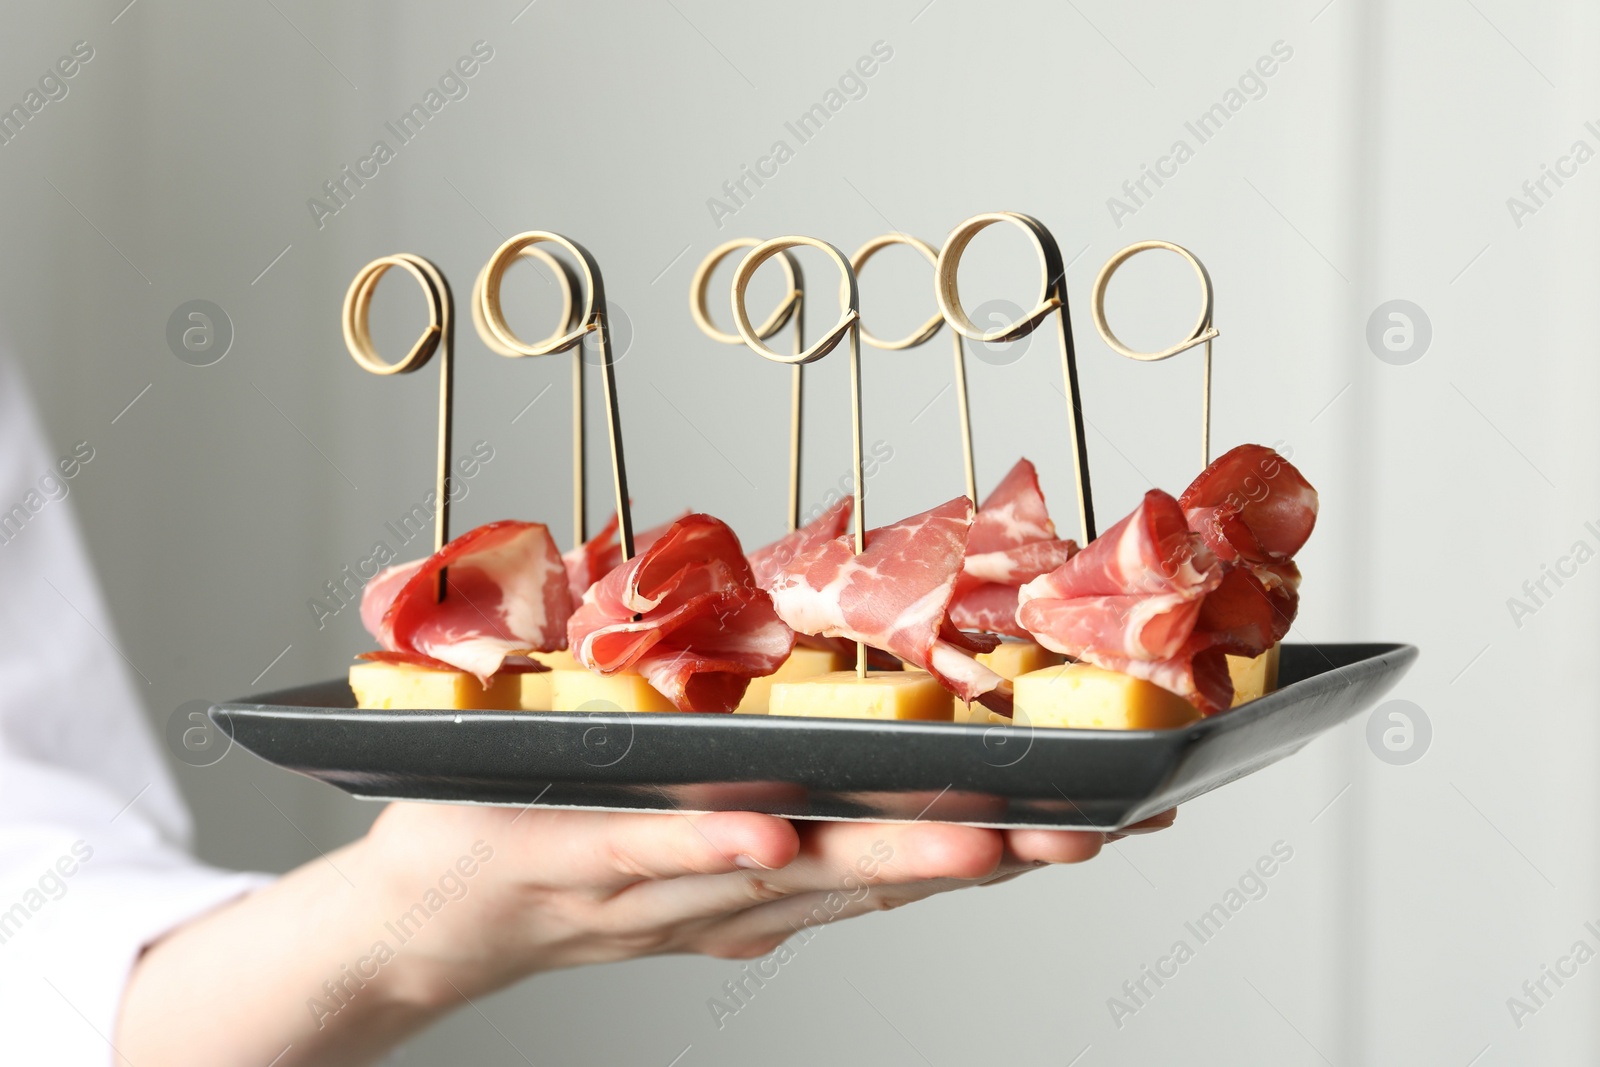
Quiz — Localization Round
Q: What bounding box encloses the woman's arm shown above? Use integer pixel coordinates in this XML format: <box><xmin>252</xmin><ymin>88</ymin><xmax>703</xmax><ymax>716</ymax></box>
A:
<box><xmin>116</xmin><ymin>802</ymin><xmax>1133</xmax><ymax>1066</ymax></box>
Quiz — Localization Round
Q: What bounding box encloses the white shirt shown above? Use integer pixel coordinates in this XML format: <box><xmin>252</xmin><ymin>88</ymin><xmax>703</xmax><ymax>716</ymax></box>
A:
<box><xmin>0</xmin><ymin>358</ymin><xmax>267</xmax><ymax>1063</ymax></box>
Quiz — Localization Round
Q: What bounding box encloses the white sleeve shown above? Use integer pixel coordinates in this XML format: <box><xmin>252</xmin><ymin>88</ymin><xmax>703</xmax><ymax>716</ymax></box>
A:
<box><xmin>0</xmin><ymin>357</ymin><xmax>271</xmax><ymax>1064</ymax></box>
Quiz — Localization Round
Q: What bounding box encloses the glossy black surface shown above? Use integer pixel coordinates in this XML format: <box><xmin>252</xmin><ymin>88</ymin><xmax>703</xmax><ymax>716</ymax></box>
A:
<box><xmin>212</xmin><ymin>643</ymin><xmax>1415</xmax><ymax>830</ymax></box>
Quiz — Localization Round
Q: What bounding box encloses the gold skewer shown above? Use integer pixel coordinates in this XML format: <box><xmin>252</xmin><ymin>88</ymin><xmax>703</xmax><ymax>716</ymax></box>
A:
<box><xmin>1090</xmin><ymin>240</ymin><xmax>1218</xmax><ymax>469</ymax></box>
<box><xmin>935</xmin><ymin>212</ymin><xmax>1096</xmax><ymax>544</ymax></box>
<box><xmin>342</xmin><ymin>253</ymin><xmax>455</xmax><ymax>602</ymax></box>
<box><xmin>479</xmin><ymin>232</ymin><xmax>634</xmax><ymax>561</ymax></box>
<box><xmin>732</xmin><ymin>237</ymin><xmax>866</xmax><ymax>678</ymax></box>
<box><xmin>689</xmin><ymin>240</ymin><xmax>806</xmax><ymax>530</ymax></box>
<box><xmin>849</xmin><ymin>234</ymin><xmax>976</xmax><ymax>505</ymax></box>
<box><xmin>470</xmin><ymin>247</ymin><xmax>585</xmax><ymax>545</ymax></box>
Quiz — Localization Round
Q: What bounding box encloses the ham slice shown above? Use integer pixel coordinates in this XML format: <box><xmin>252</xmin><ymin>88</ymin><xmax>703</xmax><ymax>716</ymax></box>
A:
<box><xmin>561</xmin><ymin>511</ymin><xmax>688</xmax><ymax>605</ymax></box>
<box><xmin>1179</xmin><ymin>444</ymin><xmax>1317</xmax><ymax>565</ymax></box>
<box><xmin>1018</xmin><ymin>445</ymin><xmax>1317</xmax><ymax>714</ymax></box>
<box><xmin>360</xmin><ymin>520</ymin><xmax>573</xmax><ymax>685</ymax></box>
<box><xmin>767</xmin><ymin>497</ymin><xmax>1010</xmax><ymax>712</ymax></box>
<box><xmin>566</xmin><ymin>514</ymin><xmax>794</xmax><ymax>712</ymax></box>
<box><xmin>949</xmin><ymin>458</ymin><xmax>1077</xmax><ymax>637</ymax></box>
<box><xmin>747</xmin><ymin>498</ymin><xmax>853</xmax><ymax>590</ymax></box>
<box><xmin>1018</xmin><ymin>490</ymin><xmax>1238</xmax><ymax>712</ymax></box>
<box><xmin>1180</xmin><ymin>444</ymin><xmax>1315</xmax><ymax>643</ymax></box>
<box><xmin>747</xmin><ymin>498</ymin><xmax>876</xmax><ymax>660</ymax></box>
<box><xmin>1018</xmin><ymin>491</ymin><xmax>1221</xmax><ymax>656</ymax></box>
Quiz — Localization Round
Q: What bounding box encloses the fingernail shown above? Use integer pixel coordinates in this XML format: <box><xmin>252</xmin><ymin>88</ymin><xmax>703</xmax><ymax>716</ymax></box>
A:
<box><xmin>735</xmin><ymin>854</ymin><xmax>774</xmax><ymax>870</ymax></box>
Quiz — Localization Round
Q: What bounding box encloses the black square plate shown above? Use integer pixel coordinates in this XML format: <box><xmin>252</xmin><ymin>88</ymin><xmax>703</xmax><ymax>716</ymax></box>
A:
<box><xmin>211</xmin><ymin>643</ymin><xmax>1413</xmax><ymax>831</ymax></box>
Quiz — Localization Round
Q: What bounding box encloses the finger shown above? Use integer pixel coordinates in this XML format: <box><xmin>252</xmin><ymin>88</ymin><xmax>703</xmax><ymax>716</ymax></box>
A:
<box><xmin>1119</xmin><ymin>808</ymin><xmax>1177</xmax><ymax>834</ymax></box>
<box><xmin>788</xmin><ymin>820</ymin><xmax>1006</xmax><ymax>886</ymax></box>
<box><xmin>688</xmin><ymin>871</ymin><xmax>1015</xmax><ymax>959</ymax></box>
<box><xmin>613</xmin><ymin>820</ymin><xmax>1006</xmax><ymax>922</ymax></box>
<box><xmin>514</xmin><ymin>809</ymin><xmax>800</xmax><ymax>890</ymax></box>
<box><xmin>979</xmin><ymin>870</ymin><xmax>1030</xmax><ymax>888</ymax></box>
<box><xmin>1001</xmin><ymin>828</ymin><xmax>1106</xmax><ymax>866</ymax></box>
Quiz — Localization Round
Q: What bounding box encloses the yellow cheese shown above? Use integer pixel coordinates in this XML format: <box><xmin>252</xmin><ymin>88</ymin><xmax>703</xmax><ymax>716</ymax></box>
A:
<box><xmin>517</xmin><ymin>671</ymin><xmax>554</xmax><ymax>712</ymax></box>
<box><xmin>976</xmin><ymin>640</ymin><xmax>1065</xmax><ymax>679</ymax></box>
<box><xmin>528</xmin><ymin>648</ymin><xmax>583</xmax><ymax>672</ymax></box>
<box><xmin>549</xmin><ymin>669</ymin><xmax>678</xmax><ymax>712</ymax></box>
<box><xmin>1012</xmin><ymin>662</ymin><xmax>1202</xmax><ymax>730</ymax></box>
<box><xmin>768</xmin><ymin>670</ymin><xmax>955</xmax><ymax>721</ymax></box>
<box><xmin>954</xmin><ymin>702</ymin><xmax>995</xmax><ymax>724</ymax></box>
<box><xmin>1227</xmin><ymin>644</ymin><xmax>1281</xmax><ymax>707</ymax></box>
<box><xmin>954</xmin><ymin>640</ymin><xmax>1066</xmax><ymax>722</ymax></box>
<box><xmin>735</xmin><ymin>646</ymin><xmax>852</xmax><ymax>713</ymax></box>
<box><xmin>519</xmin><ymin>649</ymin><xmax>582</xmax><ymax>710</ymax></box>
<box><xmin>349</xmin><ymin>660</ymin><xmax>520</xmax><ymax>711</ymax></box>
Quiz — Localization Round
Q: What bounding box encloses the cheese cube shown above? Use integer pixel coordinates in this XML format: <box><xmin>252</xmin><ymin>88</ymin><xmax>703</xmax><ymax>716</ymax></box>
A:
<box><xmin>517</xmin><ymin>671</ymin><xmax>554</xmax><ymax>712</ymax></box>
<box><xmin>528</xmin><ymin>648</ymin><xmax>583</xmax><ymax>672</ymax></box>
<box><xmin>519</xmin><ymin>649</ymin><xmax>581</xmax><ymax>711</ymax></box>
<box><xmin>954</xmin><ymin>640</ymin><xmax>1066</xmax><ymax>722</ymax></box>
<box><xmin>349</xmin><ymin>661</ymin><xmax>520</xmax><ymax>711</ymax></box>
<box><xmin>976</xmin><ymin>639</ymin><xmax>1065</xmax><ymax>679</ymax></box>
<box><xmin>549</xmin><ymin>669</ymin><xmax>678</xmax><ymax>712</ymax></box>
<box><xmin>768</xmin><ymin>670</ymin><xmax>955</xmax><ymax>721</ymax></box>
<box><xmin>1012</xmin><ymin>662</ymin><xmax>1201</xmax><ymax>730</ymax></box>
<box><xmin>1227</xmin><ymin>644</ymin><xmax>1281</xmax><ymax>707</ymax></box>
<box><xmin>735</xmin><ymin>646</ymin><xmax>852</xmax><ymax>713</ymax></box>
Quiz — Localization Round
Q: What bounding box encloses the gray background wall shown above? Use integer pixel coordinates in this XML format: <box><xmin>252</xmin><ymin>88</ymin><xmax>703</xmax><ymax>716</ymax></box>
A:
<box><xmin>3</xmin><ymin>0</ymin><xmax>1595</xmax><ymax>1062</ymax></box>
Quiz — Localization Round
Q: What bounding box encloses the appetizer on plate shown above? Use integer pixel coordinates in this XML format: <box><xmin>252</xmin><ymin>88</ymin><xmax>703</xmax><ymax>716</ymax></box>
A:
<box><xmin>563</xmin><ymin>513</ymin><xmax>793</xmax><ymax>712</ymax></box>
<box><xmin>351</xmin><ymin>510</ymin><xmax>800</xmax><ymax>714</ymax></box>
<box><xmin>763</xmin><ymin>495</ymin><xmax>1013</xmax><ymax>721</ymax></box>
<box><xmin>736</xmin><ymin>498</ymin><xmax>858</xmax><ymax>711</ymax></box>
<box><xmin>944</xmin><ymin>457</ymin><xmax>1076</xmax><ymax>720</ymax></box>
<box><xmin>1014</xmin><ymin>444</ymin><xmax>1317</xmax><ymax>727</ymax></box>
<box><xmin>349</xmin><ymin>520</ymin><xmax>572</xmax><ymax>711</ymax></box>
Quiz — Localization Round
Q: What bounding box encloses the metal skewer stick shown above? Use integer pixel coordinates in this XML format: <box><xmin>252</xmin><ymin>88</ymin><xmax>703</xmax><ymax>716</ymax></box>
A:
<box><xmin>342</xmin><ymin>253</ymin><xmax>455</xmax><ymax>602</ymax></box>
<box><xmin>478</xmin><ymin>232</ymin><xmax>635</xmax><ymax>561</ymax></box>
<box><xmin>1090</xmin><ymin>240</ymin><xmax>1218</xmax><ymax>469</ymax></box>
<box><xmin>690</xmin><ymin>240</ymin><xmax>806</xmax><ymax>530</ymax></box>
<box><xmin>731</xmin><ymin>237</ymin><xmax>867</xmax><ymax>678</ymax></box>
<box><xmin>470</xmin><ymin>247</ymin><xmax>585</xmax><ymax>545</ymax></box>
<box><xmin>849</xmin><ymin>234</ymin><xmax>976</xmax><ymax>505</ymax></box>
<box><xmin>935</xmin><ymin>212</ymin><xmax>1096</xmax><ymax>544</ymax></box>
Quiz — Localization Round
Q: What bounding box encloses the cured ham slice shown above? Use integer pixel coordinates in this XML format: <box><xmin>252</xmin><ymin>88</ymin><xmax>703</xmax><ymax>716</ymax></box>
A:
<box><xmin>1179</xmin><ymin>444</ymin><xmax>1317</xmax><ymax>565</ymax></box>
<box><xmin>566</xmin><ymin>514</ymin><xmax>794</xmax><ymax>712</ymax></box>
<box><xmin>747</xmin><ymin>498</ymin><xmax>853</xmax><ymax>590</ymax></box>
<box><xmin>1180</xmin><ymin>444</ymin><xmax>1316</xmax><ymax>639</ymax></box>
<box><xmin>767</xmin><ymin>497</ymin><xmax>1011</xmax><ymax>712</ymax></box>
<box><xmin>1018</xmin><ymin>491</ymin><xmax>1220</xmax><ymax>660</ymax></box>
<box><xmin>561</xmin><ymin>511</ymin><xmax>688</xmax><ymax>604</ymax></box>
<box><xmin>746</xmin><ymin>498</ymin><xmax>877</xmax><ymax>660</ymax></box>
<box><xmin>1018</xmin><ymin>490</ymin><xmax>1289</xmax><ymax>714</ymax></box>
<box><xmin>949</xmin><ymin>458</ymin><xmax>1077</xmax><ymax>638</ymax></box>
<box><xmin>360</xmin><ymin>520</ymin><xmax>572</xmax><ymax>685</ymax></box>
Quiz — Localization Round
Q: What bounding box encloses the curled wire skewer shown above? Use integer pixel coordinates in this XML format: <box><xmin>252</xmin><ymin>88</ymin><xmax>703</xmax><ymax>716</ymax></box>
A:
<box><xmin>936</xmin><ymin>212</ymin><xmax>1096</xmax><ymax>543</ymax></box>
<box><xmin>479</xmin><ymin>232</ymin><xmax>635</xmax><ymax>561</ymax></box>
<box><xmin>732</xmin><ymin>236</ymin><xmax>866</xmax><ymax>677</ymax></box>
<box><xmin>470</xmin><ymin>245</ymin><xmax>587</xmax><ymax>545</ymax></box>
<box><xmin>690</xmin><ymin>240</ymin><xmax>806</xmax><ymax>531</ymax></box>
<box><xmin>342</xmin><ymin>253</ymin><xmax>455</xmax><ymax>601</ymax></box>
<box><xmin>849</xmin><ymin>233</ymin><xmax>975</xmax><ymax>505</ymax></box>
<box><xmin>1091</xmin><ymin>240</ymin><xmax>1218</xmax><ymax>469</ymax></box>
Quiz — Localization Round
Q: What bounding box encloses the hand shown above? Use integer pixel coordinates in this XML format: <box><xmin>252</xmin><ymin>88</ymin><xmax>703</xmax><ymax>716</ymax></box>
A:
<box><xmin>119</xmin><ymin>803</ymin><xmax>1169</xmax><ymax>1067</ymax></box>
<box><xmin>358</xmin><ymin>801</ymin><xmax>1115</xmax><ymax>995</ymax></box>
